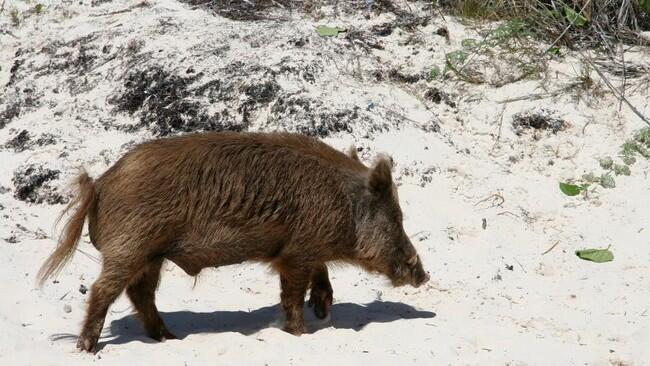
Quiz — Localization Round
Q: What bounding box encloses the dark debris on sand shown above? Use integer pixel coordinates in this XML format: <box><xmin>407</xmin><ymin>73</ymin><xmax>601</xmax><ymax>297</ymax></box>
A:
<box><xmin>110</xmin><ymin>66</ymin><xmax>246</xmax><ymax>136</ymax></box>
<box><xmin>12</xmin><ymin>164</ymin><xmax>68</xmax><ymax>205</ymax></box>
<box><xmin>268</xmin><ymin>93</ymin><xmax>371</xmax><ymax>137</ymax></box>
<box><xmin>4</xmin><ymin>130</ymin><xmax>57</xmax><ymax>152</ymax></box>
<box><xmin>512</xmin><ymin>109</ymin><xmax>567</xmax><ymax>136</ymax></box>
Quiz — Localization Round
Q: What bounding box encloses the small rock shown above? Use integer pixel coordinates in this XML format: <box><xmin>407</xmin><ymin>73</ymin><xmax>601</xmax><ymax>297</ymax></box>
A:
<box><xmin>63</xmin><ymin>304</ymin><xmax>72</xmax><ymax>313</ymax></box>
<box><xmin>435</xmin><ymin>27</ymin><xmax>449</xmax><ymax>39</ymax></box>
<box><xmin>4</xmin><ymin>235</ymin><xmax>18</xmax><ymax>244</ymax></box>
<box><xmin>79</xmin><ymin>284</ymin><xmax>88</xmax><ymax>294</ymax></box>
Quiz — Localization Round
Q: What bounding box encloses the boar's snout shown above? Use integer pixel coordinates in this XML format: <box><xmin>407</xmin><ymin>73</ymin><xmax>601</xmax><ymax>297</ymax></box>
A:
<box><xmin>408</xmin><ymin>255</ymin><xmax>430</xmax><ymax>288</ymax></box>
<box><xmin>412</xmin><ymin>266</ymin><xmax>430</xmax><ymax>288</ymax></box>
<box><xmin>388</xmin><ymin>242</ymin><xmax>430</xmax><ymax>288</ymax></box>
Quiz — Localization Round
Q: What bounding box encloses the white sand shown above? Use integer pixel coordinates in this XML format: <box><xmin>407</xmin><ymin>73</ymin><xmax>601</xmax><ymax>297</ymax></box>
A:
<box><xmin>1</xmin><ymin>1</ymin><xmax>649</xmax><ymax>365</ymax></box>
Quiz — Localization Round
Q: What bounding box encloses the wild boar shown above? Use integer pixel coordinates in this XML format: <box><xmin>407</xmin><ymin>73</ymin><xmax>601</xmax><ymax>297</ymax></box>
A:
<box><xmin>38</xmin><ymin>132</ymin><xmax>429</xmax><ymax>352</ymax></box>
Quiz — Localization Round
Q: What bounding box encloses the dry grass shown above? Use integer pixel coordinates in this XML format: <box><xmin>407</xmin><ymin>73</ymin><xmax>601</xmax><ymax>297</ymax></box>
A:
<box><xmin>438</xmin><ymin>0</ymin><xmax>650</xmax><ymax>51</ymax></box>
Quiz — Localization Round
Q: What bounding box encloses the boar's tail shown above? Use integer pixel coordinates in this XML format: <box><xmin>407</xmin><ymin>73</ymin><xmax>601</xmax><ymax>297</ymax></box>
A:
<box><xmin>37</xmin><ymin>171</ymin><xmax>96</xmax><ymax>287</ymax></box>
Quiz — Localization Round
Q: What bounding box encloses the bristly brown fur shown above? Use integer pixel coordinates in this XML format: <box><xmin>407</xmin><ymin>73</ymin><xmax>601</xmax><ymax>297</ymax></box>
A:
<box><xmin>37</xmin><ymin>171</ymin><xmax>96</xmax><ymax>286</ymax></box>
<box><xmin>39</xmin><ymin>131</ymin><xmax>428</xmax><ymax>353</ymax></box>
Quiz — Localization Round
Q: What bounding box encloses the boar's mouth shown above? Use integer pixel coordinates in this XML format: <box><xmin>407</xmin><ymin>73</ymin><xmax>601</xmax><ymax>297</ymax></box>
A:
<box><xmin>402</xmin><ymin>256</ymin><xmax>430</xmax><ymax>288</ymax></box>
<box><xmin>412</xmin><ymin>272</ymin><xmax>430</xmax><ymax>288</ymax></box>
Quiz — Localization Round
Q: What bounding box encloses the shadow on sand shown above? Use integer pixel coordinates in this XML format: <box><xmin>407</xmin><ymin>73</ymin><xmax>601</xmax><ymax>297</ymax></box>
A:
<box><xmin>92</xmin><ymin>300</ymin><xmax>435</xmax><ymax>347</ymax></box>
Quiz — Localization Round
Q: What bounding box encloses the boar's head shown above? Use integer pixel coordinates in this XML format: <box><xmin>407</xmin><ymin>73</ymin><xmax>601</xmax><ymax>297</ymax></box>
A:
<box><xmin>354</xmin><ymin>156</ymin><xmax>429</xmax><ymax>288</ymax></box>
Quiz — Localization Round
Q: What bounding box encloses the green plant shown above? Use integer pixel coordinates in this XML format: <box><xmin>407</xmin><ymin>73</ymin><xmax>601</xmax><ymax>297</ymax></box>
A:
<box><xmin>640</xmin><ymin>0</ymin><xmax>650</xmax><ymax>13</ymax></box>
<box><xmin>598</xmin><ymin>156</ymin><xmax>613</xmax><ymax>170</ymax></box>
<box><xmin>563</xmin><ymin>4</ymin><xmax>588</xmax><ymax>27</ymax></box>
<box><xmin>35</xmin><ymin>3</ymin><xmax>44</xmax><ymax>14</ymax></box>
<box><xmin>10</xmin><ymin>8</ymin><xmax>20</xmax><ymax>26</ymax></box>
<box><xmin>438</xmin><ymin>0</ymin><xmax>646</xmax><ymax>49</ymax></box>
<box><xmin>577</xmin><ymin>63</ymin><xmax>593</xmax><ymax>88</ymax></box>
<box><xmin>443</xmin><ymin>19</ymin><xmax>543</xmax><ymax>85</ymax></box>
<box><xmin>562</xmin><ymin>128</ymin><xmax>649</xmax><ymax>197</ymax></box>
<box><xmin>613</xmin><ymin>164</ymin><xmax>631</xmax><ymax>176</ymax></box>
<box><xmin>428</xmin><ymin>66</ymin><xmax>441</xmax><ymax>80</ymax></box>
<box><xmin>547</xmin><ymin>46</ymin><xmax>561</xmax><ymax>56</ymax></box>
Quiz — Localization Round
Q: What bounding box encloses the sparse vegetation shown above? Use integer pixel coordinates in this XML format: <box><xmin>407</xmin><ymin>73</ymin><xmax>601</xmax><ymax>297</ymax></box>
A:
<box><xmin>10</xmin><ymin>7</ymin><xmax>20</xmax><ymax>26</ymax></box>
<box><xmin>562</xmin><ymin>127</ymin><xmax>650</xmax><ymax>195</ymax></box>
<box><xmin>438</xmin><ymin>0</ymin><xmax>650</xmax><ymax>50</ymax></box>
<box><xmin>443</xmin><ymin>19</ymin><xmax>546</xmax><ymax>85</ymax></box>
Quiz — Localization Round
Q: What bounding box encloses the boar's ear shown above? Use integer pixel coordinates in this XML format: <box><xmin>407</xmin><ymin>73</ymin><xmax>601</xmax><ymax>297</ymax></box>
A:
<box><xmin>368</xmin><ymin>156</ymin><xmax>393</xmax><ymax>195</ymax></box>
<box><xmin>347</xmin><ymin>145</ymin><xmax>360</xmax><ymax>162</ymax></box>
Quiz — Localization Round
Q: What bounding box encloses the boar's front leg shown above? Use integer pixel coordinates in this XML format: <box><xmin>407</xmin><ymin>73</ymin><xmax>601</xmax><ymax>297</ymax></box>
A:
<box><xmin>278</xmin><ymin>266</ymin><xmax>312</xmax><ymax>336</ymax></box>
<box><xmin>308</xmin><ymin>263</ymin><xmax>333</xmax><ymax>320</ymax></box>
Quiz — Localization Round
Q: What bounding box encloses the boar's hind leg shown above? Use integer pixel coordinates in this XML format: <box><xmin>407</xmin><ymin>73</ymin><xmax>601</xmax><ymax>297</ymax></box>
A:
<box><xmin>278</xmin><ymin>267</ymin><xmax>312</xmax><ymax>336</ymax></box>
<box><xmin>78</xmin><ymin>257</ymin><xmax>140</xmax><ymax>353</ymax></box>
<box><xmin>126</xmin><ymin>258</ymin><xmax>177</xmax><ymax>342</ymax></box>
<box><xmin>308</xmin><ymin>264</ymin><xmax>333</xmax><ymax>320</ymax></box>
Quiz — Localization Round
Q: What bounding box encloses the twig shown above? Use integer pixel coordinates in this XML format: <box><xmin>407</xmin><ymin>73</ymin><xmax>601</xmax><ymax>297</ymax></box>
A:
<box><xmin>0</xmin><ymin>29</ymin><xmax>18</xmax><ymax>38</ymax></box>
<box><xmin>581</xmin><ymin>121</ymin><xmax>590</xmax><ymax>134</ymax></box>
<box><xmin>491</xmin><ymin>103</ymin><xmax>507</xmax><ymax>151</ymax></box>
<box><xmin>90</xmin><ymin>1</ymin><xmax>149</xmax><ymax>17</ymax></box>
<box><xmin>409</xmin><ymin>230</ymin><xmax>431</xmax><ymax>239</ymax></box>
<box><xmin>110</xmin><ymin>305</ymin><xmax>133</xmax><ymax>314</ymax></box>
<box><xmin>76</xmin><ymin>248</ymin><xmax>100</xmax><ymax>264</ymax></box>
<box><xmin>474</xmin><ymin>193</ymin><xmax>505</xmax><ymax>208</ymax></box>
<box><xmin>579</xmin><ymin>51</ymin><xmax>650</xmax><ymax>127</ymax></box>
<box><xmin>270</xmin><ymin>0</ymin><xmax>286</xmax><ymax>9</ymax></box>
<box><xmin>497</xmin><ymin>211</ymin><xmax>520</xmax><ymax>219</ymax></box>
<box><xmin>618</xmin><ymin>43</ymin><xmax>626</xmax><ymax>112</ymax></box>
<box><xmin>541</xmin><ymin>240</ymin><xmax>560</xmax><ymax>255</ymax></box>
<box><xmin>495</xmin><ymin>90</ymin><xmax>562</xmax><ymax>103</ymax></box>
<box><xmin>0</xmin><ymin>0</ymin><xmax>6</xmax><ymax>15</ymax></box>
<box><xmin>514</xmin><ymin>258</ymin><xmax>526</xmax><ymax>273</ymax></box>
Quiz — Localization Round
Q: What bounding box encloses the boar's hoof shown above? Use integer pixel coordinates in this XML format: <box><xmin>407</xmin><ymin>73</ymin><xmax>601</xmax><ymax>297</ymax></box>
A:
<box><xmin>76</xmin><ymin>335</ymin><xmax>99</xmax><ymax>353</ymax></box>
<box><xmin>148</xmin><ymin>326</ymin><xmax>178</xmax><ymax>342</ymax></box>
<box><xmin>282</xmin><ymin>324</ymin><xmax>306</xmax><ymax>336</ymax></box>
<box><xmin>159</xmin><ymin>330</ymin><xmax>178</xmax><ymax>342</ymax></box>
<box><xmin>308</xmin><ymin>292</ymin><xmax>332</xmax><ymax>320</ymax></box>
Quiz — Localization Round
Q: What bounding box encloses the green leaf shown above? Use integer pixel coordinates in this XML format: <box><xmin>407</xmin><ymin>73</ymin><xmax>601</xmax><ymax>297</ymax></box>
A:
<box><xmin>559</xmin><ymin>182</ymin><xmax>582</xmax><ymax>196</ymax></box>
<box><xmin>461</xmin><ymin>38</ymin><xmax>478</xmax><ymax>48</ymax></box>
<box><xmin>429</xmin><ymin>66</ymin><xmax>441</xmax><ymax>80</ymax></box>
<box><xmin>446</xmin><ymin>50</ymin><xmax>468</xmax><ymax>65</ymax></box>
<box><xmin>599</xmin><ymin>173</ymin><xmax>616</xmax><ymax>189</ymax></box>
<box><xmin>599</xmin><ymin>156</ymin><xmax>613</xmax><ymax>170</ymax></box>
<box><xmin>613</xmin><ymin>164</ymin><xmax>631</xmax><ymax>176</ymax></box>
<box><xmin>316</xmin><ymin>26</ymin><xmax>346</xmax><ymax>37</ymax></box>
<box><xmin>575</xmin><ymin>248</ymin><xmax>614</xmax><ymax>263</ymax></box>
<box><xmin>563</xmin><ymin>5</ymin><xmax>588</xmax><ymax>27</ymax></box>
<box><xmin>35</xmin><ymin>3</ymin><xmax>44</xmax><ymax>14</ymax></box>
<box><xmin>547</xmin><ymin>46</ymin><xmax>561</xmax><ymax>56</ymax></box>
<box><xmin>640</xmin><ymin>0</ymin><xmax>650</xmax><ymax>14</ymax></box>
